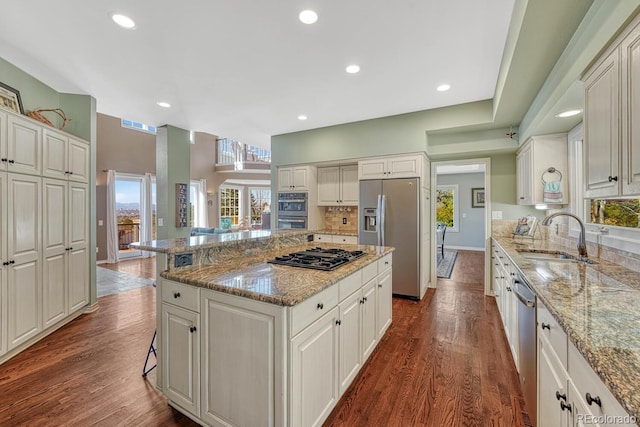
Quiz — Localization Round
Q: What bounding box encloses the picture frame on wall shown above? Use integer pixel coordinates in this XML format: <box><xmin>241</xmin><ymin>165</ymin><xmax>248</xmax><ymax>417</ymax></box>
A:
<box><xmin>0</xmin><ymin>82</ymin><xmax>24</xmax><ymax>114</ymax></box>
<box><xmin>471</xmin><ymin>187</ymin><xmax>485</xmax><ymax>208</ymax></box>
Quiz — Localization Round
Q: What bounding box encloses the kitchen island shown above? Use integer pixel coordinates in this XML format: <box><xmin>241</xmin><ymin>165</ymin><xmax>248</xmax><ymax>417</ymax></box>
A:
<box><xmin>133</xmin><ymin>230</ymin><xmax>394</xmax><ymax>427</ymax></box>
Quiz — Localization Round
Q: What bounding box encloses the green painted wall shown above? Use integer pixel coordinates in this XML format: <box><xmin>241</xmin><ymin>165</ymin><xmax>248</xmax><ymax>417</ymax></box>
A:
<box><xmin>156</xmin><ymin>125</ymin><xmax>191</xmax><ymax>240</ymax></box>
<box><xmin>490</xmin><ymin>153</ymin><xmax>539</xmax><ymax>220</ymax></box>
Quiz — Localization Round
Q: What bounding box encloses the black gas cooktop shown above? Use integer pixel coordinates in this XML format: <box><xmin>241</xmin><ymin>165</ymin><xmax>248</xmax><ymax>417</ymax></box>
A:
<box><xmin>267</xmin><ymin>247</ymin><xmax>366</xmax><ymax>271</ymax></box>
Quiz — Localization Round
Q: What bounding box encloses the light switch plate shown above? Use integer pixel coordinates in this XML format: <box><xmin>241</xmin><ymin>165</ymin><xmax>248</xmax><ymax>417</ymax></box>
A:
<box><xmin>491</xmin><ymin>211</ymin><xmax>503</xmax><ymax>219</ymax></box>
<box><xmin>158</xmin><ymin>218</ymin><xmax>164</xmax><ymax>226</ymax></box>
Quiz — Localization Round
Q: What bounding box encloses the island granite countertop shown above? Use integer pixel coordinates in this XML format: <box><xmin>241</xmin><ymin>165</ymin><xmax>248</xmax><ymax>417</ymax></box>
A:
<box><xmin>161</xmin><ymin>242</ymin><xmax>393</xmax><ymax>307</ymax></box>
<box><xmin>493</xmin><ymin>236</ymin><xmax>640</xmax><ymax>421</ymax></box>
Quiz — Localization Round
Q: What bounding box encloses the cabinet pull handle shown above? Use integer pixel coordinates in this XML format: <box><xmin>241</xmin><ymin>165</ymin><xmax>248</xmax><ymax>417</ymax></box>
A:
<box><xmin>608</xmin><ymin>175</ymin><xmax>618</xmax><ymax>182</ymax></box>
<box><xmin>336</xmin><ymin>320</ymin><xmax>341</xmax><ymax>326</ymax></box>
<box><xmin>174</xmin><ymin>292</ymin><xmax>181</xmax><ymax>299</ymax></box>
<box><xmin>556</xmin><ymin>391</ymin><xmax>566</xmax><ymax>401</ymax></box>
<box><xmin>363</xmin><ymin>296</ymin><xmax>367</xmax><ymax>302</ymax></box>
<box><xmin>585</xmin><ymin>393</ymin><xmax>602</xmax><ymax>407</ymax></box>
<box><xmin>317</xmin><ymin>303</ymin><xmax>323</xmax><ymax>310</ymax></box>
<box><xmin>1</xmin><ymin>158</ymin><xmax>6</xmax><ymax>162</ymax></box>
<box><xmin>360</xmin><ymin>299</ymin><xmax>365</xmax><ymax>304</ymax></box>
<box><xmin>560</xmin><ymin>401</ymin><xmax>572</xmax><ymax>412</ymax></box>
<box><xmin>541</xmin><ymin>322</ymin><xmax>551</xmax><ymax>330</ymax></box>
<box><xmin>189</xmin><ymin>326</ymin><xmax>197</xmax><ymax>333</ymax></box>
<box><xmin>378</xmin><ymin>284</ymin><xmax>383</xmax><ymax>288</ymax></box>
<box><xmin>506</xmin><ymin>286</ymin><xmax>512</xmax><ymax>292</ymax></box>
<box><xmin>2</xmin><ymin>261</ymin><xmax>8</xmax><ymax>266</ymax></box>
<box><xmin>8</xmin><ymin>160</ymin><xmax>14</xmax><ymax>164</ymax></box>
<box><xmin>9</xmin><ymin>260</ymin><xmax>15</xmax><ymax>265</ymax></box>
<box><xmin>519</xmin><ymin>197</ymin><xmax>524</xmax><ymax>200</ymax></box>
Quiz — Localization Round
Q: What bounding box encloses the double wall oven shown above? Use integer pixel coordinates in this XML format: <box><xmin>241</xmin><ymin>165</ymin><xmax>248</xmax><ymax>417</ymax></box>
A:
<box><xmin>277</xmin><ymin>192</ymin><xmax>308</xmax><ymax>229</ymax></box>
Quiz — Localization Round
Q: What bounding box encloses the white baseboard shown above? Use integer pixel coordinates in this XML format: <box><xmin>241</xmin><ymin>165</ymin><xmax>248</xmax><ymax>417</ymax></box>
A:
<box><xmin>445</xmin><ymin>245</ymin><xmax>485</xmax><ymax>252</ymax></box>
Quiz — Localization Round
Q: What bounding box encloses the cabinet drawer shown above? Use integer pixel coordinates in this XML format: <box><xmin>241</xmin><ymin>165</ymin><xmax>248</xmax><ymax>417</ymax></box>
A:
<box><xmin>291</xmin><ymin>284</ymin><xmax>339</xmax><ymax>337</ymax></box>
<box><xmin>568</xmin><ymin>342</ymin><xmax>632</xmax><ymax>422</ymax></box>
<box><xmin>538</xmin><ymin>300</ymin><xmax>567</xmax><ymax>369</ymax></box>
<box><xmin>162</xmin><ymin>279</ymin><xmax>200</xmax><ymax>312</ymax></box>
<box><xmin>378</xmin><ymin>253</ymin><xmax>392</xmax><ymax>273</ymax></box>
<box><xmin>362</xmin><ymin>262</ymin><xmax>377</xmax><ymax>285</ymax></box>
<box><xmin>334</xmin><ymin>235</ymin><xmax>357</xmax><ymax>245</ymax></box>
<box><xmin>339</xmin><ymin>271</ymin><xmax>362</xmax><ymax>300</ymax></box>
<box><xmin>314</xmin><ymin>234</ymin><xmax>332</xmax><ymax>242</ymax></box>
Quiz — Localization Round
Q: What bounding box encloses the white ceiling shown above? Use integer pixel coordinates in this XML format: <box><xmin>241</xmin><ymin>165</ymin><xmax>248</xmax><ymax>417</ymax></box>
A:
<box><xmin>0</xmin><ymin>0</ymin><xmax>515</xmax><ymax>148</ymax></box>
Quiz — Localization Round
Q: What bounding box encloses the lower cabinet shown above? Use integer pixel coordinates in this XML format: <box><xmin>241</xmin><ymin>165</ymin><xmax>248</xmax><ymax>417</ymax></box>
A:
<box><xmin>160</xmin><ymin>253</ymin><xmax>393</xmax><ymax>427</ymax></box>
<box><xmin>162</xmin><ymin>302</ymin><xmax>200</xmax><ymax>417</ymax></box>
<box><xmin>314</xmin><ymin>234</ymin><xmax>358</xmax><ymax>245</ymax></box>
<box><xmin>537</xmin><ymin>327</ymin><xmax>569</xmax><ymax>427</ymax></box>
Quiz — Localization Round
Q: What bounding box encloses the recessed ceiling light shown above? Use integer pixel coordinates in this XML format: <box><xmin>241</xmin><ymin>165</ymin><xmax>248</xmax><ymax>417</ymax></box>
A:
<box><xmin>555</xmin><ymin>109</ymin><xmax>582</xmax><ymax>118</ymax></box>
<box><xmin>156</xmin><ymin>101</ymin><xmax>171</xmax><ymax>108</ymax></box>
<box><xmin>346</xmin><ymin>65</ymin><xmax>360</xmax><ymax>74</ymax></box>
<box><xmin>111</xmin><ymin>13</ymin><xmax>136</xmax><ymax>29</ymax></box>
<box><xmin>298</xmin><ymin>115</ymin><xmax>308</xmax><ymax>120</ymax></box>
<box><xmin>437</xmin><ymin>84</ymin><xmax>451</xmax><ymax>92</ymax></box>
<box><xmin>299</xmin><ymin>10</ymin><xmax>318</xmax><ymax>24</ymax></box>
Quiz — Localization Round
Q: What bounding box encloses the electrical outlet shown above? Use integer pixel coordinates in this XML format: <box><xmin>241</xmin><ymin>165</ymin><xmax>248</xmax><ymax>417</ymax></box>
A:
<box><xmin>96</xmin><ymin>246</ymin><xmax>99</xmax><ymax>253</ymax></box>
<box><xmin>343</xmin><ymin>218</ymin><xmax>347</xmax><ymax>224</ymax></box>
<box><xmin>175</xmin><ymin>253</ymin><xmax>193</xmax><ymax>267</ymax></box>
<box><xmin>98</xmin><ymin>220</ymin><xmax>103</xmax><ymax>226</ymax></box>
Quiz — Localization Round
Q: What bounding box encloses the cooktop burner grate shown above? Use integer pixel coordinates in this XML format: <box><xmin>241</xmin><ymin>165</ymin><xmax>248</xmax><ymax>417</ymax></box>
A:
<box><xmin>268</xmin><ymin>247</ymin><xmax>366</xmax><ymax>271</ymax></box>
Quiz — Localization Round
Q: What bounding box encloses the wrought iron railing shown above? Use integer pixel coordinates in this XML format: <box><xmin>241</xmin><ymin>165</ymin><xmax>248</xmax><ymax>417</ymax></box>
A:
<box><xmin>217</xmin><ymin>138</ymin><xmax>271</xmax><ymax>166</ymax></box>
<box><xmin>118</xmin><ymin>223</ymin><xmax>140</xmax><ymax>250</ymax></box>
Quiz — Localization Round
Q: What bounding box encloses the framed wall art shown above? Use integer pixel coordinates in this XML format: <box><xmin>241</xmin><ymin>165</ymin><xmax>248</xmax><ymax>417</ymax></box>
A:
<box><xmin>471</xmin><ymin>187</ymin><xmax>485</xmax><ymax>208</ymax></box>
<box><xmin>0</xmin><ymin>82</ymin><xmax>24</xmax><ymax>114</ymax></box>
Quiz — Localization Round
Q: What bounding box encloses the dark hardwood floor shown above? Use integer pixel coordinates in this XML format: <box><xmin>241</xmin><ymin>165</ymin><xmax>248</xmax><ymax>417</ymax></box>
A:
<box><xmin>0</xmin><ymin>250</ymin><xmax>527</xmax><ymax>426</ymax></box>
<box><xmin>100</xmin><ymin>256</ymin><xmax>156</xmax><ymax>280</ymax></box>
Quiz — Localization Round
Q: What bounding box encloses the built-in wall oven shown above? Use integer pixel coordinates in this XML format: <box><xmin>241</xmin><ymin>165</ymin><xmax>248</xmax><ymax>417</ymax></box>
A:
<box><xmin>277</xmin><ymin>192</ymin><xmax>308</xmax><ymax>229</ymax></box>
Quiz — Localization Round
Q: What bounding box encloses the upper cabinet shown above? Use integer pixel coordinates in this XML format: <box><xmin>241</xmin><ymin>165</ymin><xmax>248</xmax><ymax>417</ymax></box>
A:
<box><xmin>584</xmin><ymin>14</ymin><xmax>640</xmax><ymax>197</ymax></box>
<box><xmin>317</xmin><ymin>165</ymin><xmax>358</xmax><ymax>206</ymax></box>
<box><xmin>278</xmin><ymin>166</ymin><xmax>312</xmax><ymax>191</ymax></box>
<box><xmin>43</xmin><ymin>129</ymin><xmax>90</xmax><ymax>183</ymax></box>
<box><xmin>516</xmin><ymin>133</ymin><xmax>568</xmax><ymax>206</ymax></box>
<box><xmin>5</xmin><ymin>114</ymin><xmax>42</xmax><ymax>176</ymax></box>
<box><xmin>358</xmin><ymin>154</ymin><xmax>423</xmax><ymax>180</ymax></box>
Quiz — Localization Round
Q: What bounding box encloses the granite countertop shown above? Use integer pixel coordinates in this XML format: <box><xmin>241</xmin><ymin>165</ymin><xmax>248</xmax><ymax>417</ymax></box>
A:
<box><xmin>131</xmin><ymin>229</ymin><xmax>310</xmax><ymax>254</ymax></box>
<box><xmin>492</xmin><ymin>236</ymin><xmax>640</xmax><ymax>420</ymax></box>
<box><xmin>161</xmin><ymin>242</ymin><xmax>393</xmax><ymax>306</ymax></box>
<box><xmin>314</xmin><ymin>229</ymin><xmax>359</xmax><ymax>237</ymax></box>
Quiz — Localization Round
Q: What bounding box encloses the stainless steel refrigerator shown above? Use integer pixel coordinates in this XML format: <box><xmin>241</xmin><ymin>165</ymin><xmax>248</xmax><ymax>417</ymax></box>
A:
<box><xmin>359</xmin><ymin>178</ymin><xmax>420</xmax><ymax>298</ymax></box>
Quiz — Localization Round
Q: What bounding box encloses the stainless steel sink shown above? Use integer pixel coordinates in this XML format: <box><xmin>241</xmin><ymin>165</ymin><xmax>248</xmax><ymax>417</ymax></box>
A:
<box><xmin>517</xmin><ymin>250</ymin><xmax>597</xmax><ymax>264</ymax></box>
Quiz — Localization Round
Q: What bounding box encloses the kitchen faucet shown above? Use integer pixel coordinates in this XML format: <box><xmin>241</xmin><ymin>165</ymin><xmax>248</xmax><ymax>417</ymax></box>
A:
<box><xmin>541</xmin><ymin>212</ymin><xmax>588</xmax><ymax>260</ymax></box>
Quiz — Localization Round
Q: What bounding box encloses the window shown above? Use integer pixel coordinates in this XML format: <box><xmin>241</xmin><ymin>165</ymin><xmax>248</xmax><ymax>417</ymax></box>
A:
<box><xmin>250</xmin><ymin>188</ymin><xmax>271</xmax><ymax>225</ymax></box>
<box><xmin>589</xmin><ymin>199</ymin><xmax>640</xmax><ymax>228</ymax></box>
<box><xmin>121</xmin><ymin>118</ymin><xmax>157</xmax><ymax>134</ymax></box>
<box><xmin>219</xmin><ymin>186</ymin><xmax>241</xmax><ymax>227</ymax></box>
<box><xmin>436</xmin><ymin>184</ymin><xmax>459</xmax><ymax>232</ymax></box>
<box><xmin>190</xmin><ymin>180</ymin><xmax>208</xmax><ymax>228</ymax></box>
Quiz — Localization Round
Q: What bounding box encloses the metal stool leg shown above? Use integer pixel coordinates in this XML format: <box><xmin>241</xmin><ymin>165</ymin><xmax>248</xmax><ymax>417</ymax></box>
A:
<box><xmin>142</xmin><ymin>329</ymin><xmax>157</xmax><ymax>377</ymax></box>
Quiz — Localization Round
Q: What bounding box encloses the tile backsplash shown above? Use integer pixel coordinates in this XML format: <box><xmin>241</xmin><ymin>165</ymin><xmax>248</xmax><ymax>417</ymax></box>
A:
<box><xmin>322</xmin><ymin>206</ymin><xmax>358</xmax><ymax>233</ymax></box>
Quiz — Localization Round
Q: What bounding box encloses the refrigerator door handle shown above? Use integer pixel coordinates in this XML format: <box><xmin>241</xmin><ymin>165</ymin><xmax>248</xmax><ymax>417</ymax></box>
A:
<box><xmin>381</xmin><ymin>195</ymin><xmax>386</xmax><ymax>246</ymax></box>
<box><xmin>376</xmin><ymin>194</ymin><xmax>382</xmax><ymax>246</ymax></box>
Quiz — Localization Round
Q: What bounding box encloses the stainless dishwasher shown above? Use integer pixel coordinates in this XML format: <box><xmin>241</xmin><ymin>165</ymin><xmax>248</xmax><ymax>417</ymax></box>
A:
<box><xmin>513</xmin><ymin>271</ymin><xmax>537</xmax><ymax>427</ymax></box>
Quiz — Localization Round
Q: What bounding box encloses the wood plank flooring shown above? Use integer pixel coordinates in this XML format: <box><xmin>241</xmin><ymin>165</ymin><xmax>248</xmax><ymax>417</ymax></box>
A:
<box><xmin>99</xmin><ymin>256</ymin><xmax>156</xmax><ymax>280</ymax></box>
<box><xmin>0</xmin><ymin>250</ymin><xmax>528</xmax><ymax>426</ymax></box>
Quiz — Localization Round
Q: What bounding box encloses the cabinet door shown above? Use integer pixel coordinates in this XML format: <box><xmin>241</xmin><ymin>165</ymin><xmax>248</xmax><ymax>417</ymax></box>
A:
<box><xmin>538</xmin><ymin>333</ymin><xmax>569</xmax><ymax>427</ymax></box>
<box><xmin>0</xmin><ymin>112</ymin><xmax>7</xmax><ymax>172</ymax></box>
<box><xmin>68</xmin><ymin>247</ymin><xmax>88</xmax><ymax>313</ymax></box>
<box><xmin>162</xmin><ymin>303</ymin><xmax>200</xmax><ymax>416</ymax></box>
<box><xmin>568</xmin><ymin>380</ymin><xmax>598</xmax><ymax>427</ymax></box>
<box><xmin>68</xmin><ymin>138</ymin><xmax>90</xmax><ymax>183</ymax></box>
<box><xmin>317</xmin><ymin>167</ymin><xmax>340</xmax><ymax>205</ymax></box>
<box><xmin>200</xmin><ymin>293</ymin><xmax>281</xmax><ymax>427</ymax></box>
<box><xmin>292</xmin><ymin>166</ymin><xmax>309</xmax><ymax>190</ymax></box>
<box><xmin>361</xmin><ymin>279</ymin><xmax>377</xmax><ymax>362</ymax></box>
<box><xmin>8</xmin><ymin>174</ymin><xmax>41</xmax><ymax>265</ymax></box>
<box><xmin>358</xmin><ymin>159</ymin><xmax>387</xmax><ymax>180</ymax></box>
<box><xmin>584</xmin><ymin>49</ymin><xmax>620</xmax><ymax>198</ymax></box>
<box><xmin>7</xmin><ymin>115</ymin><xmax>42</xmax><ymax>176</ymax></box>
<box><xmin>338</xmin><ymin>290</ymin><xmax>361</xmax><ymax>395</ymax></box>
<box><xmin>43</xmin><ymin>253</ymin><xmax>66</xmax><ymax>328</ymax></box>
<box><xmin>516</xmin><ymin>144</ymin><xmax>533</xmax><ymax>205</ymax></box>
<box><xmin>42</xmin><ymin>179</ymin><xmax>67</xmax><ymax>327</ymax></box>
<box><xmin>68</xmin><ymin>183</ymin><xmax>89</xmax><ymax>250</ymax></box>
<box><xmin>290</xmin><ymin>307</ymin><xmax>339</xmax><ymax>427</ymax></box>
<box><xmin>376</xmin><ymin>268</ymin><xmax>392</xmax><ymax>339</ymax></box>
<box><xmin>387</xmin><ymin>155</ymin><xmax>421</xmax><ymax>178</ymax></box>
<box><xmin>42</xmin><ymin>129</ymin><xmax>68</xmax><ymax>180</ymax></box>
<box><xmin>7</xmin><ymin>260</ymin><xmax>41</xmax><ymax>350</ymax></box>
<box><xmin>0</xmin><ymin>260</ymin><xmax>5</xmax><ymax>356</ymax></box>
<box><xmin>622</xmin><ymin>26</ymin><xmax>640</xmax><ymax>195</ymax></box>
<box><xmin>340</xmin><ymin>165</ymin><xmax>359</xmax><ymax>205</ymax></box>
<box><xmin>0</xmin><ymin>173</ymin><xmax>5</xmax><ymax>355</ymax></box>
<box><xmin>277</xmin><ymin>168</ymin><xmax>293</xmax><ymax>191</ymax></box>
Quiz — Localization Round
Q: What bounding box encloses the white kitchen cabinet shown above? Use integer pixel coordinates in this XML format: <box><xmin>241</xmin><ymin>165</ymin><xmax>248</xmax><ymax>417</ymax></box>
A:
<box><xmin>6</xmin><ymin>114</ymin><xmax>42</xmax><ymax>176</ymax></box>
<box><xmin>0</xmin><ymin>112</ymin><xmax>6</xmax><ymax>172</ymax></box>
<box><xmin>516</xmin><ymin>133</ymin><xmax>568</xmax><ymax>206</ymax></box>
<box><xmin>584</xmin><ymin>14</ymin><xmax>640</xmax><ymax>198</ymax></box>
<box><xmin>338</xmin><ymin>289</ymin><xmax>362</xmax><ymax>394</ymax></box>
<box><xmin>278</xmin><ymin>166</ymin><xmax>311</xmax><ymax>191</ymax></box>
<box><xmin>43</xmin><ymin>129</ymin><xmax>90</xmax><ymax>183</ymax></box>
<box><xmin>6</xmin><ymin>173</ymin><xmax>41</xmax><ymax>351</ymax></box>
<box><xmin>376</xmin><ymin>266</ymin><xmax>392</xmax><ymax>339</ymax></box>
<box><xmin>358</xmin><ymin>154</ymin><xmax>422</xmax><ymax>180</ymax></box>
<box><xmin>200</xmin><ymin>290</ymin><xmax>284</xmax><ymax>427</ymax></box>
<box><xmin>162</xmin><ymin>302</ymin><xmax>200</xmax><ymax>417</ymax></box>
<box><xmin>0</xmin><ymin>173</ymin><xmax>5</xmax><ymax>356</ymax></box>
<box><xmin>538</xmin><ymin>329</ymin><xmax>570</xmax><ymax>427</ymax></box>
<box><xmin>314</xmin><ymin>234</ymin><xmax>358</xmax><ymax>245</ymax></box>
<box><xmin>291</xmin><ymin>306</ymin><xmax>340</xmax><ymax>427</ymax></box>
<box><xmin>318</xmin><ymin>165</ymin><xmax>358</xmax><ymax>206</ymax></box>
<box><xmin>491</xmin><ymin>243</ymin><xmax>518</xmax><ymax>370</ymax></box>
<box><xmin>360</xmin><ymin>279</ymin><xmax>377</xmax><ymax>362</ymax></box>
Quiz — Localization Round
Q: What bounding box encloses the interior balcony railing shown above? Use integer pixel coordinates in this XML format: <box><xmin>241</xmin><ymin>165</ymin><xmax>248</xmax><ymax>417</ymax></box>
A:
<box><xmin>216</xmin><ymin>138</ymin><xmax>271</xmax><ymax>172</ymax></box>
<box><xmin>118</xmin><ymin>223</ymin><xmax>140</xmax><ymax>251</ymax></box>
